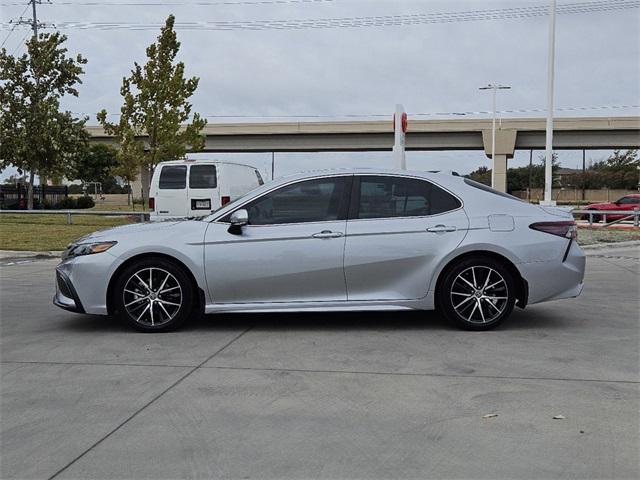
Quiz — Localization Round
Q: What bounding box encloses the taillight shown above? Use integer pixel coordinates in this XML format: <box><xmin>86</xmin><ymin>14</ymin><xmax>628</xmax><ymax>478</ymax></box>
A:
<box><xmin>221</xmin><ymin>196</ymin><xmax>231</xmax><ymax>206</ymax></box>
<box><xmin>149</xmin><ymin>197</ymin><xmax>155</xmax><ymax>211</ymax></box>
<box><xmin>530</xmin><ymin>221</ymin><xmax>577</xmax><ymax>240</ymax></box>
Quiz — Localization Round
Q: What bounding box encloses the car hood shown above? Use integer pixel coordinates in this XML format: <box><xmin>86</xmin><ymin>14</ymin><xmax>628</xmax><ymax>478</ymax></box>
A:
<box><xmin>73</xmin><ymin>220</ymin><xmax>186</xmax><ymax>244</ymax></box>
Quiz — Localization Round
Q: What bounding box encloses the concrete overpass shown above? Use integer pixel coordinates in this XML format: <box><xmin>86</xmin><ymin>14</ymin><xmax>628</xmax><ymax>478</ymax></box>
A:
<box><xmin>86</xmin><ymin>116</ymin><xmax>640</xmax><ymax>192</ymax></box>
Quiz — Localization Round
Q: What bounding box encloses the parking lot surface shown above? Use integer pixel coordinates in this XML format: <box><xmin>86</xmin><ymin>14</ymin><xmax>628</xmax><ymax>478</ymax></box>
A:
<box><xmin>1</xmin><ymin>246</ymin><xmax>639</xmax><ymax>479</ymax></box>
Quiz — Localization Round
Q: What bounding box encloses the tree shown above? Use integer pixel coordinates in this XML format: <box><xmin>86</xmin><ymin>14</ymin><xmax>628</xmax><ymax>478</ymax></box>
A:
<box><xmin>0</xmin><ymin>32</ymin><xmax>88</xmax><ymax>209</ymax></box>
<box><xmin>70</xmin><ymin>143</ymin><xmax>119</xmax><ymax>185</ymax></box>
<box><xmin>98</xmin><ymin>15</ymin><xmax>206</xmax><ymax>200</ymax></box>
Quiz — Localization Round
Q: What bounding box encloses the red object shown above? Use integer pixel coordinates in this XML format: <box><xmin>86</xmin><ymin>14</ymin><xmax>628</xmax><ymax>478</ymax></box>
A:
<box><xmin>393</xmin><ymin>112</ymin><xmax>408</xmax><ymax>133</ymax></box>
<box><xmin>583</xmin><ymin>194</ymin><xmax>640</xmax><ymax>221</ymax></box>
<box><xmin>221</xmin><ymin>196</ymin><xmax>231</xmax><ymax>206</ymax></box>
<box><xmin>530</xmin><ymin>221</ymin><xmax>578</xmax><ymax>240</ymax></box>
<box><xmin>148</xmin><ymin>197</ymin><xmax>155</xmax><ymax>211</ymax></box>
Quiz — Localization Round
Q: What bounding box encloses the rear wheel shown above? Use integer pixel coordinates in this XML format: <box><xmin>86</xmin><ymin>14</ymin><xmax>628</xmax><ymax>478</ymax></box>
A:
<box><xmin>113</xmin><ymin>257</ymin><xmax>194</xmax><ymax>332</ymax></box>
<box><xmin>437</xmin><ymin>256</ymin><xmax>516</xmax><ymax>330</ymax></box>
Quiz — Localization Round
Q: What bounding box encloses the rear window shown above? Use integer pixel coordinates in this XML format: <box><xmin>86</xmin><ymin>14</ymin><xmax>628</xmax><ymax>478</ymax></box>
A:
<box><xmin>463</xmin><ymin>178</ymin><xmax>523</xmax><ymax>202</ymax></box>
<box><xmin>159</xmin><ymin>166</ymin><xmax>187</xmax><ymax>189</ymax></box>
<box><xmin>189</xmin><ymin>165</ymin><xmax>217</xmax><ymax>189</ymax></box>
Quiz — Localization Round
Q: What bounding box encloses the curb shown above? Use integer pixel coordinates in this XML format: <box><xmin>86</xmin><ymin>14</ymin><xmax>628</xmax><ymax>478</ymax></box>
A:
<box><xmin>0</xmin><ymin>250</ymin><xmax>63</xmax><ymax>260</ymax></box>
<box><xmin>580</xmin><ymin>240</ymin><xmax>640</xmax><ymax>251</ymax></box>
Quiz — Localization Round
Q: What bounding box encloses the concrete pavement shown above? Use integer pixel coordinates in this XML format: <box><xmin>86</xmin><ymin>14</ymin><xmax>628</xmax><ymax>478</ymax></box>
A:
<box><xmin>1</xmin><ymin>247</ymin><xmax>638</xmax><ymax>479</ymax></box>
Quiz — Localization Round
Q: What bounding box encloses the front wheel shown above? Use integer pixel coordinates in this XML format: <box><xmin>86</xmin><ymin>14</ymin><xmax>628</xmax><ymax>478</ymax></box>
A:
<box><xmin>112</xmin><ymin>257</ymin><xmax>194</xmax><ymax>332</ymax></box>
<box><xmin>437</xmin><ymin>257</ymin><xmax>516</xmax><ymax>331</ymax></box>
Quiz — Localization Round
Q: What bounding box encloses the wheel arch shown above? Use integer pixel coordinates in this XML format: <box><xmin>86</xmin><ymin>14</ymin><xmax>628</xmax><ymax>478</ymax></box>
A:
<box><xmin>433</xmin><ymin>250</ymin><xmax>529</xmax><ymax>309</ymax></box>
<box><xmin>106</xmin><ymin>252</ymin><xmax>205</xmax><ymax>317</ymax></box>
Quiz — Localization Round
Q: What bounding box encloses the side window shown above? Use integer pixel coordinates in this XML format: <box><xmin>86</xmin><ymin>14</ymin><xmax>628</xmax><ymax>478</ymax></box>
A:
<box><xmin>430</xmin><ymin>183</ymin><xmax>462</xmax><ymax>214</ymax></box>
<box><xmin>354</xmin><ymin>176</ymin><xmax>460</xmax><ymax>219</ymax></box>
<box><xmin>159</xmin><ymin>166</ymin><xmax>187</xmax><ymax>189</ymax></box>
<box><xmin>244</xmin><ymin>177</ymin><xmax>349</xmax><ymax>225</ymax></box>
<box><xmin>189</xmin><ymin>165</ymin><xmax>217</xmax><ymax>189</ymax></box>
<box><xmin>618</xmin><ymin>196</ymin><xmax>640</xmax><ymax>205</ymax></box>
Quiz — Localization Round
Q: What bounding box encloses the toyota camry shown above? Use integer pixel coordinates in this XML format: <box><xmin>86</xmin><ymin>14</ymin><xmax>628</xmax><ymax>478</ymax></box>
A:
<box><xmin>54</xmin><ymin>169</ymin><xmax>585</xmax><ymax>332</ymax></box>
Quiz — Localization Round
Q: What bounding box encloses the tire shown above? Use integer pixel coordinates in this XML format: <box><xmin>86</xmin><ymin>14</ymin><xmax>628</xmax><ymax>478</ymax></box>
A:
<box><xmin>437</xmin><ymin>256</ymin><xmax>516</xmax><ymax>331</ymax></box>
<box><xmin>112</xmin><ymin>257</ymin><xmax>195</xmax><ymax>332</ymax></box>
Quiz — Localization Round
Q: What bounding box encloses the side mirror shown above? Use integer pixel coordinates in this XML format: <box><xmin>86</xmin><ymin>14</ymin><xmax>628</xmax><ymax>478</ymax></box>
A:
<box><xmin>228</xmin><ymin>209</ymin><xmax>248</xmax><ymax>235</ymax></box>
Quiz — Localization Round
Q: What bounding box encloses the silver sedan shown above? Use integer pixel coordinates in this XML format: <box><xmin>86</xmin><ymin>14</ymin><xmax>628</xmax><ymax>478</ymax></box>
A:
<box><xmin>54</xmin><ymin>169</ymin><xmax>585</xmax><ymax>332</ymax></box>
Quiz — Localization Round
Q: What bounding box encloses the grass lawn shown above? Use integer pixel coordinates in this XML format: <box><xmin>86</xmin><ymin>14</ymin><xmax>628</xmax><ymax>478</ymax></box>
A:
<box><xmin>0</xmin><ymin>213</ymin><xmax>135</xmax><ymax>251</ymax></box>
<box><xmin>577</xmin><ymin>228</ymin><xmax>640</xmax><ymax>246</ymax></box>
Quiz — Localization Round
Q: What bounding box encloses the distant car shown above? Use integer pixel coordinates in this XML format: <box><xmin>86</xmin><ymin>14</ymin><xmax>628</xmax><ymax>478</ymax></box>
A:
<box><xmin>584</xmin><ymin>194</ymin><xmax>640</xmax><ymax>222</ymax></box>
<box><xmin>148</xmin><ymin>160</ymin><xmax>264</xmax><ymax>221</ymax></box>
<box><xmin>54</xmin><ymin>169</ymin><xmax>585</xmax><ymax>332</ymax></box>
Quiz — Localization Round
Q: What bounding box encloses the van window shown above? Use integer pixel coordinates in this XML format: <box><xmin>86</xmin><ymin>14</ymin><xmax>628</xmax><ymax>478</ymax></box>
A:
<box><xmin>159</xmin><ymin>166</ymin><xmax>187</xmax><ymax>189</ymax></box>
<box><xmin>189</xmin><ymin>165</ymin><xmax>217</xmax><ymax>189</ymax></box>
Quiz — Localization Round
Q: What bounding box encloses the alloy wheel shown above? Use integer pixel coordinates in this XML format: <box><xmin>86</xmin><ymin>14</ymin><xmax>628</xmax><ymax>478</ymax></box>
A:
<box><xmin>122</xmin><ymin>267</ymin><xmax>182</xmax><ymax>327</ymax></box>
<box><xmin>450</xmin><ymin>266</ymin><xmax>509</xmax><ymax>324</ymax></box>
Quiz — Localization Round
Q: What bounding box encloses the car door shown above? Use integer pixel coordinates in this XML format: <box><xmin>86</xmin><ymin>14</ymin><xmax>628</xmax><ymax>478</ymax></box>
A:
<box><xmin>344</xmin><ymin>175</ymin><xmax>468</xmax><ymax>301</ymax></box>
<box><xmin>187</xmin><ymin>163</ymin><xmax>219</xmax><ymax>214</ymax></box>
<box><xmin>204</xmin><ymin>175</ymin><xmax>352</xmax><ymax>304</ymax></box>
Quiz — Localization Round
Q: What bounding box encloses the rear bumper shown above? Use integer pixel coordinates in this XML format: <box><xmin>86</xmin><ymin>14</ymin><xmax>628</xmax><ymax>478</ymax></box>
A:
<box><xmin>520</xmin><ymin>240</ymin><xmax>586</xmax><ymax>305</ymax></box>
<box><xmin>53</xmin><ymin>269</ymin><xmax>85</xmax><ymax>314</ymax></box>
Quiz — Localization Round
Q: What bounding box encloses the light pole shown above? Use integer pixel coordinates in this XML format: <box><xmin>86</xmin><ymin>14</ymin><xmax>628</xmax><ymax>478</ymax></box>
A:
<box><xmin>479</xmin><ymin>84</ymin><xmax>511</xmax><ymax>188</ymax></box>
<box><xmin>541</xmin><ymin>0</ymin><xmax>557</xmax><ymax>206</ymax></box>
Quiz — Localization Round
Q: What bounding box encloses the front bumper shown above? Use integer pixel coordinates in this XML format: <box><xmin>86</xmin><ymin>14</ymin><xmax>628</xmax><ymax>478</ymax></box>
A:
<box><xmin>53</xmin><ymin>269</ymin><xmax>85</xmax><ymax>313</ymax></box>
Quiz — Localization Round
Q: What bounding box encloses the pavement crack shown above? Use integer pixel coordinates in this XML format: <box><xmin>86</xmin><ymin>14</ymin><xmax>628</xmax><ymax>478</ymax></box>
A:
<box><xmin>203</xmin><ymin>364</ymin><xmax>640</xmax><ymax>385</ymax></box>
<box><xmin>47</xmin><ymin>327</ymin><xmax>253</xmax><ymax>480</ymax></box>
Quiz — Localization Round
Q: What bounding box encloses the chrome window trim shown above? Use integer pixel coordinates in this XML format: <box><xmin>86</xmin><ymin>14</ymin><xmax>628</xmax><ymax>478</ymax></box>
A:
<box><xmin>349</xmin><ymin>173</ymin><xmax>464</xmax><ymax>222</ymax></box>
<box><xmin>209</xmin><ymin>173</ymin><xmax>355</xmax><ymax>225</ymax></box>
<box><xmin>208</xmin><ymin>172</ymin><xmax>464</xmax><ymax>226</ymax></box>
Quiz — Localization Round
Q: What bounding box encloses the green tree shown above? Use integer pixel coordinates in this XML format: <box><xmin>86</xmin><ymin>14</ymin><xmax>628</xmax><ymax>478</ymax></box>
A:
<box><xmin>0</xmin><ymin>33</ymin><xmax>88</xmax><ymax>209</ymax></box>
<box><xmin>70</xmin><ymin>143</ymin><xmax>119</xmax><ymax>185</ymax></box>
<box><xmin>98</xmin><ymin>14</ymin><xmax>206</xmax><ymax>200</ymax></box>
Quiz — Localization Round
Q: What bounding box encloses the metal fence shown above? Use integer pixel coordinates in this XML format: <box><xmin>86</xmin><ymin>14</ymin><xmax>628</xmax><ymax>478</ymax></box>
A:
<box><xmin>0</xmin><ymin>209</ymin><xmax>148</xmax><ymax>224</ymax></box>
<box><xmin>572</xmin><ymin>209</ymin><xmax>640</xmax><ymax>227</ymax></box>
<box><xmin>0</xmin><ymin>185</ymin><xmax>68</xmax><ymax>209</ymax></box>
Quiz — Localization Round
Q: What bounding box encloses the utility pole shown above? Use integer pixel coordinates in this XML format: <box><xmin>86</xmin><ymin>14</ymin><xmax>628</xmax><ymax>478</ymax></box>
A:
<box><xmin>582</xmin><ymin>149</ymin><xmax>586</xmax><ymax>201</ymax></box>
<box><xmin>541</xmin><ymin>0</ymin><xmax>557</xmax><ymax>206</ymax></box>
<box><xmin>479</xmin><ymin>84</ymin><xmax>511</xmax><ymax>188</ymax></box>
<box><xmin>528</xmin><ymin>149</ymin><xmax>533</xmax><ymax>202</ymax></box>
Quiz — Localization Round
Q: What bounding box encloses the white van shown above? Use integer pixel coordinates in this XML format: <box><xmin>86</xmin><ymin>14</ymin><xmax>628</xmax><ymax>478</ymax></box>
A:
<box><xmin>149</xmin><ymin>160</ymin><xmax>264</xmax><ymax>221</ymax></box>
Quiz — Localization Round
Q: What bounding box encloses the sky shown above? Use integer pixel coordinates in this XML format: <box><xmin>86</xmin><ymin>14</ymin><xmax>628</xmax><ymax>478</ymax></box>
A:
<box><xmin>1</xmin><ymin>0</ymin><xmax>639</xmax><ymax>181</ymax></box>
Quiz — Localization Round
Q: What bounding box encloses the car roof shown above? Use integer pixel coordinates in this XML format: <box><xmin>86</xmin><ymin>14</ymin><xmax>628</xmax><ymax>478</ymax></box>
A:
<box><xmin>155</xmin><ymin>159</ymin><xmax>258</xmax><ymax>170</ymax></box>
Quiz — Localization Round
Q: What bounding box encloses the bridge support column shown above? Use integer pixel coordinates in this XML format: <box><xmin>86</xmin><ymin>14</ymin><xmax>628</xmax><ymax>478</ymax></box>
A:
<box><xmin>492</xmin><ymin>154</ymin><xmax>508</xmax><ymax>193</ymax></box>
<box><xmin>482</xmin><ymin>129</ymin><xmax>517</xmax><ymax>192</ymax></box>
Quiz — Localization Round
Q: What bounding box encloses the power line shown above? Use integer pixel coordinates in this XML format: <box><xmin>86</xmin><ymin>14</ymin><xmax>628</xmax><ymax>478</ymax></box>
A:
<box><xmin>0</xmin><ymin>1</ymin><xmax>31</xmax><ymax>49</ymax></box>
<box><xmin>1</xmin><ymin>0</ymin><xmax>333</xmax><ymax>6</ymax></box>
<box><xmin>9</xmin><ymin>29</ymin><xmax>31</xmax><ymax>55</ymax></box>
<box><xmin>10</xmin><ymin>0</ymin><xmax>635</xmax><ymax>31</ymax></box>
<box><xmin>75</xmin><ymin>104</ymin><xmax>640</xmax><ymax>120</ymax></box>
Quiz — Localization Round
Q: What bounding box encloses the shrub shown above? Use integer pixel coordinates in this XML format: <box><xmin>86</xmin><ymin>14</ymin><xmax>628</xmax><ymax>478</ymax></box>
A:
<box><xmin>76</xmin><ymin>196</ymin><xmax>95</xmax><ymax>209</ymax></box>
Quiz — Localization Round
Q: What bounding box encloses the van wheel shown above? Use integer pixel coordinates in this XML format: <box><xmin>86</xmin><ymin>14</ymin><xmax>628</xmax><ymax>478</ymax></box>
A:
<box><xmin>112</xmin><ymin>257</ymin><xmax>194</xmax><ymax>332</ymax></box>
<box><xmin>437</xmin><ymin>256</ymin><xmax>516</xmax><ymax>331</ymax></box>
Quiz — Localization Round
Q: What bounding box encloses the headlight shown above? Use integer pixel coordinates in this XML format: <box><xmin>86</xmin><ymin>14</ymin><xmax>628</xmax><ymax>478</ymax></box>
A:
<box><xmin>63</xmin><ymin>241</ymin><xmax>117</xmax><ymax>259</ymax></box>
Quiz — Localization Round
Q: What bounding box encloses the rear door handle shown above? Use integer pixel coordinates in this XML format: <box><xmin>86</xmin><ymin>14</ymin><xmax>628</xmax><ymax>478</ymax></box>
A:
<box><xmin>427</xmin><ymin>224</ymin><xmax>457</xmax><ymax>233</ymax></box>
<box><xmin>312</xmin><ymin>230</ymin><xmax>344</xmax><ymax>239</ymax></box>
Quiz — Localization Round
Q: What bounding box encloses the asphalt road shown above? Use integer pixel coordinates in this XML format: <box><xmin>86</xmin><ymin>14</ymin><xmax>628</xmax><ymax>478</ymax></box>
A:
<box><xmin>1</xmin><ymin>247</ymin><xmax>638</xmax><ymax>479</ymax></box>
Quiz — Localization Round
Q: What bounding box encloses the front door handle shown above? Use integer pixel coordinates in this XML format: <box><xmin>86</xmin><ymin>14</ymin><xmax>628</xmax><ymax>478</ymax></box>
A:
<box><xmin>312</xmin><ymin>230</ymin><xmax>344</xmax><ymax>239</ymax></box>
<box><xmin>427</xmin><ymin>224</ymin><xmax>457</xmax><ymax>233</ymax></box>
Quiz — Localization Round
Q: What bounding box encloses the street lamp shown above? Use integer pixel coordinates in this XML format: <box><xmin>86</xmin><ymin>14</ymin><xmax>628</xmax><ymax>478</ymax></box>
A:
<box><xmin>541</xmin><ymin>0</ymin><xmax>557</xmax><ymax>206</ymax></box>
<box><xmin>479</xmin><ymin>84</ymin><xmax>511</xmax><ymax>188</ymax></box>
